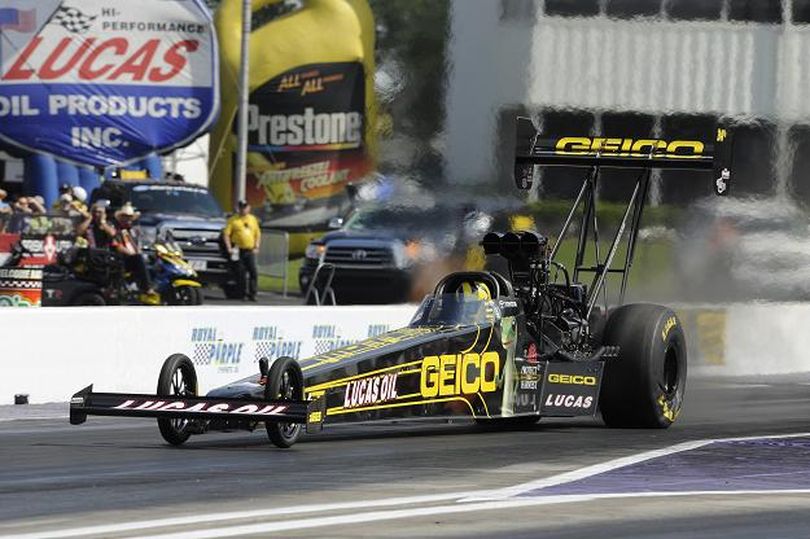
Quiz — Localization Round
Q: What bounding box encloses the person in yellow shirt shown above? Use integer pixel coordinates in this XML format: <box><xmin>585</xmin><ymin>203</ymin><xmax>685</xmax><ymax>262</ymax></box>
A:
<box><xmin>223</xmin><ymin>200</ymin><xmax>261</xmax><ymax>301</ymax></box>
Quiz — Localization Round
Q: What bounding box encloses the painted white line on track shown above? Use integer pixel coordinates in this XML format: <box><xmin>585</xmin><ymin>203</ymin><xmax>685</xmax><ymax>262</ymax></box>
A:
<box><xmin>7</xmin><ymin>431</ymin><xmax>810</xmax><ymax>539</ymax></box>
<box><xmin>465</xmin><ymin>430</ymin><xmax>810</xmax><ymax>501</ymax></box>
<box><xmin>130</xmin><ymin>489</ymin><xmax>810</xmax><ymax>539</ymax></box>
<box><xmin>463</xmin><ymin>438</ymin><xmax>713</xmax><ymax>501</ymax></box>
<box><xmin>2</xmin><ymin>490</ymin><xmax>490</xmax><ymax>539</ymax></box>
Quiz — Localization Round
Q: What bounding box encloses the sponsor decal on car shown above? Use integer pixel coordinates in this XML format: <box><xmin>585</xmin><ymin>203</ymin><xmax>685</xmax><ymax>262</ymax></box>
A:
<box><xmin>543</xmin><ymin>393</ymin><xmax>594</xmax><ymax>410</ymax></box>
<box><xmin>554</xmin><ymin>137</ymin><xmax>705</xmax><ymax>159</ymax></box>
<box><xmin>302</xmin><ymin>326</ymin><xmax>435</xmax><ymax>369</ymax></box>
<box><xmin>547</xmin><ymin>373</ymin><xmax>598</xmax><ymax>386</ymax></box>
<box><xmin>519</xmin><ymin>365</ymin><xmax>540</xmax><ymax>390</ymax></box>
<box><xmin>343</xmin><ymin>373</ymin><xmax>398</xmax><ymax>409</ymax></box>
<box><xmin>420</xmin><ymin>351</ymin><xmax>500</xmax><ymax>398</ymax></box>
<box><xmin>113</xmin><ymin>399</ymin><xmax>288</xmax><ymax>416</ymax></box>
<box><xmin>526</xmin><ymin>342</ymin><xmax>538</xmax><ymax>364</ymax></box>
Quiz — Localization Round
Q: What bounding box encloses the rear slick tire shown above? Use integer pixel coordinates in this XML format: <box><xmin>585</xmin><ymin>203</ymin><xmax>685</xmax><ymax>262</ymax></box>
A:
<box><xmin>264</xmin><ymin>357</ymin><xmax>304</xmax><ymax>448</ymax></box>
<box><xmin>599</xmin><ymin>304</ymin><xmax>687</xmax><ymax>429</ymax></box>
<box><xmin>156</xmin><ymin>354</ymin><xmax>198</xmax><ymax>445</ymax></box>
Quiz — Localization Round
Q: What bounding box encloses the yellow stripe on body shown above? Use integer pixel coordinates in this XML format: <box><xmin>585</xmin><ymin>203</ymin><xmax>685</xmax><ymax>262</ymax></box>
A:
<box><xmin>326</xmin><ymin>396</ymin><xmax>476</xmax><ymax>417</ymax></box>
<box><xmin>304</xmin><ymin>360</ymin><xmax>424</xmax><ymax>393</ymax></box>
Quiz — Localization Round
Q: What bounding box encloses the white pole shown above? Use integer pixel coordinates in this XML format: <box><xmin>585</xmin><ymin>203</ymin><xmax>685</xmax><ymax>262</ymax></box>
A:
<box><xmin>233</xmin><ymin>0</ymin><xmax>251</xmax><ymax>208</ymax></box>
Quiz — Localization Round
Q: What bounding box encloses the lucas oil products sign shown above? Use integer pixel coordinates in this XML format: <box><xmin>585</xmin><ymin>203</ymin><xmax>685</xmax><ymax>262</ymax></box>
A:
<box><xmin>0</xmin><ymin>0</ymin><xmax>219</xmax><ymax>167</ymax></box>
<box><xmin>241</xmin><ymin>62</ymin><xmax>373</xmax><ymax>225</ymax></box>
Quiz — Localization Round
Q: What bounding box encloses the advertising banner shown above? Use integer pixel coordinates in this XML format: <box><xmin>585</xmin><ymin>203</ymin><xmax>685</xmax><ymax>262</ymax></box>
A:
<box><xmin>0</xmin><ymin>0</ymin><xmax>219</xmax><ymax>167</ymax></box>
<box><xmin>0</xmin><ymin>267</ymin><xmax>42</xmax><ymax>306</ymax></box>
<box><xmin>242</xmin><ymin>62</ymin><xmax>373</xmax><ymax>227</ymax></box>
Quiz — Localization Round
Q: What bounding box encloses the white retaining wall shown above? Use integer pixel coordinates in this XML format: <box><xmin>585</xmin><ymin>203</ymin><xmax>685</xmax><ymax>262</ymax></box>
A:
<box><xmin>1</xmin><ymin>305</ymin><xmax>415</xmax><ymax>405</ymax></box>
<box><xmin>2</xmin><ymin>303</ymin><xmax>808</xmax><ymax>405</ymax></box>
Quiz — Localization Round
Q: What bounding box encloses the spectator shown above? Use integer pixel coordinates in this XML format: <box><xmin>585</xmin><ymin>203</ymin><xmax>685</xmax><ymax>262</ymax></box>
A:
<box><xmin>71</xmin><ymin>186</ymin><xmax>88</xmax><ymax>213</ymax></box>
<box><xmin>13</xmin><ymin>196</ymin><xmax>46</xmax><ymax>215</ymax></box>
<box><xmin>223</xmin><ymin>200</ymin><xmax>261</xmax><ymax>302</ymax></box>
<box><xmin>77</xmin><ymin>201</ymin><xmax>116</xmax><ymax>249</ymax></box>
<box><xmin>54</xmin><ymin>194</ymin><xmax>82</xmax><ymax>217</ymax></box>
<box><xmin>50</xmin><ymin>183</ymin><xmax>73</xmax><ymax>211</ymax></box>
<box><xmin>0</xmin><ymin>189</ymin><xmax>11</xmax><ymax>215</ymax></box>
<box><xmin>112</xmin><ymin>202</ymin><xmax>158</xmax><ymax>304</ymax></box>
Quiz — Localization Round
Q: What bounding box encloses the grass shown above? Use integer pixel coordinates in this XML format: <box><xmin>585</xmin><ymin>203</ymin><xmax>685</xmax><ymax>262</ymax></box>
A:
<box><xmin>258</xmin><ymin>257</ymin><xmax>303</xmax><ymax>295</ymax></box>
<box><xmin>549</xmin><ymin>236</ymin><xmax>675</xmax><ymax>303</ymax></box>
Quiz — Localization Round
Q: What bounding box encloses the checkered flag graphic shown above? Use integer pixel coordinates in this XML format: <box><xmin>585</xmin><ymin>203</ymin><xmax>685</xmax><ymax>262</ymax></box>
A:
<box><xmin>255</xmin><ymin>341</ymin><xmax>274</xmax><ymax>361</ymax></box>
<box><xmin>50</xmin><ymin>6</ymin><xmax>96</xmax><ymax>34</ymax></box>
<box><xmin>0</xmin><ymin>280</ymin><xmax>40</xmax><ymax>289</ymax></box>
<box><xmin>192</xmin><ymin>344</ymin><xmax>213</xmax><ymax>366</ymax></box>
<box><xmin>314</xmin><ymin>339</ymin><xmax>334</xmax><ymax>355</ymax></box>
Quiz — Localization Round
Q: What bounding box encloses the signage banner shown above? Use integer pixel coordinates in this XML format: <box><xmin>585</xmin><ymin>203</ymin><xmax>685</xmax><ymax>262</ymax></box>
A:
<box><xmin>0</xmin><ymin>0</ymin><xmax>219</xmax><ymax>167</ymax></box>
<box><xmin>0</xmin><ymin>267</ymin><xmax>42</xmax><ymax>306</ymax></box>
<box><xmin>241</xmin><ymin>62</ymin><xmax>373</xmax><ymax>226</ymax></box>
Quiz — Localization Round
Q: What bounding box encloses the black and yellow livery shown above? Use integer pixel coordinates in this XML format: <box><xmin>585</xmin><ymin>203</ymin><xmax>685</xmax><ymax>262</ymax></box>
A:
<box><xmin>70</xmin><ymin>117</ymin><xmax>721</xmax><ymax>447</ymax></box>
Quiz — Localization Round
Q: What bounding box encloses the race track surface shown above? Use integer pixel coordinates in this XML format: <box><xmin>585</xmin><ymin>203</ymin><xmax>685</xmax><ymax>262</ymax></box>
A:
<box><xmin>2</xmin><ymin>376</ymin><xmax>810</xmax><ymax>538</ymax></box>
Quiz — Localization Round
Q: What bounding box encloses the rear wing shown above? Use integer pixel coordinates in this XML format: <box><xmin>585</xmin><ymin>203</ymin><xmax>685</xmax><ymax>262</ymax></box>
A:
<box><xmin>514</xmin><ymin>116</ymin><xmax>734</xmax><ymax>196</ymax></box>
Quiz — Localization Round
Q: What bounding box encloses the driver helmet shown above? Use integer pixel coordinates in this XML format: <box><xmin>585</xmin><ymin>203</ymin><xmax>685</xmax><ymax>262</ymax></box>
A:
<box><xmin>456</xmin><ymin>280</ymin><xmax>496</xmax><ymax>322</ymax></box>
<box><xmin>458</xmin><ymin>280</ymin><xmax>491</xmax><ymax>302</ymax></box>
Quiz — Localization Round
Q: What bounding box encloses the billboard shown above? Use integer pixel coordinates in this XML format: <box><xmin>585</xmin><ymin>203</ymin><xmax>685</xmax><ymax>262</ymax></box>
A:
<box><xmin>0</xmin><ymin>0</ymin><xmax>219</xmax><ymax>167</ymax></box>
<box><xmin>242</xmin><ymin>62</ymin><xmax>372</xmax><ymax>223</ymax></box>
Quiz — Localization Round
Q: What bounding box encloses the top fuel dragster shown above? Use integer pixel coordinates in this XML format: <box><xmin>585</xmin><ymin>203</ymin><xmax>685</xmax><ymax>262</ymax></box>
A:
<box><xmin>70</xmin><ymin>117</ymin><xmax>733</xmax><ymax>448</ymax></box>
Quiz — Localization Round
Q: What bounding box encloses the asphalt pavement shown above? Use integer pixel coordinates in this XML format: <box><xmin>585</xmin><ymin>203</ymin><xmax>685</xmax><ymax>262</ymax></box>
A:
<box><xmin>1</xmin><ymin>376</ymin><xmax>810</xmax><ymax>538</ymax></box>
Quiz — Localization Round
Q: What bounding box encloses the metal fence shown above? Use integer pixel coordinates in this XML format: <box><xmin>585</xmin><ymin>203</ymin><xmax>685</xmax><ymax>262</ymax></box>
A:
<box><xmin>258</xmin><ymin>228</ymin><xmax>289</xmax><ymax>297</ymax></box>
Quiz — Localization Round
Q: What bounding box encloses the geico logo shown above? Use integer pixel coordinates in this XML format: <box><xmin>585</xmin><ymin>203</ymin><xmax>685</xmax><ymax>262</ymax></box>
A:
<box><xmin>3</xmin><ymin>38</ymin><xmax>198</xmax><ymax>82</ymax></box>
<box><xmin>420</xmin><ymin>352</ymin><xmax>500</xmax><ymax>398</ymax></box>
<box><xmin>555</xmin><ymin>137</ymin><xmax>704</xmax><ymax>158</ymax></box>
<box><xmin>544</xmin><ymin>393</ymin><xmax>594</xmax><ymax>409</ymax></box>
<box><xmin>248</xmin><ymin>106</ymin><xmax>362</xmax><ymax>147</ymax></box>
<box><xmin>547</xmin><ymin>373</ymin><xmax>597</xmax><ymax>386</ymax></box>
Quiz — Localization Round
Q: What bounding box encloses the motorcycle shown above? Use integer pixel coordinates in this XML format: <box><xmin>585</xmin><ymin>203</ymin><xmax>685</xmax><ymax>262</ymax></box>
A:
<box><xmin>144</xmin><ymin>239</ymin><xmax>204</xmax><ymax>305</ymax></box>
<box><xmin>41</xmin><ymin>238</ymin><xmax>203</xmax><ymax>306</ymax></box>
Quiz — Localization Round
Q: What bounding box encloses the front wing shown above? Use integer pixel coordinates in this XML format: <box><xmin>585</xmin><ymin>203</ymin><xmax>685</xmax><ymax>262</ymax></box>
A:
<box><xmin>69</xmin><ymin>385</ymin><xmax>325</xmax><ymax>433</ymax></box>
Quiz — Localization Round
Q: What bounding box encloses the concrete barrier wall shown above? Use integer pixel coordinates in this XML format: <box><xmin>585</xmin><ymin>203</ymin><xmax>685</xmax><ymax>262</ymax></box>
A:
<box><xmin>688</xmin><ymin>303</ymin><xmax>810</xmax><ymax>377</ymax></box>
<box><xmin>2</xmin><ymin>302</ymin><xmax>807</xmax><ymax>405</ymax></box>
<box><xmin>2</xmin><ymin>305</ymin><xmax>415</xmax><ymax>405</ymax></box>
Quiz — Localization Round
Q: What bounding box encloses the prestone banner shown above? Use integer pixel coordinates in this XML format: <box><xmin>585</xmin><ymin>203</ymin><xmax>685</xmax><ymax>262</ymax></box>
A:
<box><xmin>0</xmin><ymin>0</ymin><xmax>219</xmax><ymax>167</ymax></box>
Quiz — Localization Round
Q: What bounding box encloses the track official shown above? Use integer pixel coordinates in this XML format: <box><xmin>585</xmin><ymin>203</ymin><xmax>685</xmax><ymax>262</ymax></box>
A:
<box><xmin>223</xmin><ymin>200</ymin><xmax>261</xmax><ymax>301</ymax></box>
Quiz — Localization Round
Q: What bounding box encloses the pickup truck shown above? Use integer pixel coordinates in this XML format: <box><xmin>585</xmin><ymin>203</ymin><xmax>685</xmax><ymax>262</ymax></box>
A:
<box><xmin>89</xmin><ymin>180</ymin><xmax>240</xmax><ymax>297</ymax></box>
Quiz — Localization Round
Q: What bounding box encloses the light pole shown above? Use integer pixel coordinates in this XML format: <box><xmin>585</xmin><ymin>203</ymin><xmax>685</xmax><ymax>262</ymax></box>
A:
<box><xmin>233</xmin><ymin>0</ymin><xmax>251</xmax><ymax>209</ymax></box>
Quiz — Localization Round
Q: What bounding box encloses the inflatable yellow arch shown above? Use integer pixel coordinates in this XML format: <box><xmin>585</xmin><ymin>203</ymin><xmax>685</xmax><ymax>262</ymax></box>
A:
<box><xmin>209</xmin><ymin>0</ymin><xmax>377</xmax><ymax>254</ymax></box>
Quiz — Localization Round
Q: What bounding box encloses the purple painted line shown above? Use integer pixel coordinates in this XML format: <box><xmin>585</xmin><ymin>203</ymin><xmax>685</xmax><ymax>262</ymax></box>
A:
<box><xmin>522</xmin><ymin>437</ymin><xmax>810</xmax><ymax>497</ymax></box>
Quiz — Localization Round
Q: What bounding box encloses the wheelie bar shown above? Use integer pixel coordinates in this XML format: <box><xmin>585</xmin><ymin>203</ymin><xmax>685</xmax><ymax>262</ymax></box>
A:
<box><xmin>69</xmin><ymin>385</ymin><xmax>326</xmax><ymax>433</ymax></box>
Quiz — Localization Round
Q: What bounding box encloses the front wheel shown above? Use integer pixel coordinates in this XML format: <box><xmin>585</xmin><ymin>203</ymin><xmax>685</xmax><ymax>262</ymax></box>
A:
<box><xmin>169</xmin><ymin>285</ymin><xmax>201</xmax><ymax>305</ymax></box>
<box><xmin>264</xmin><ymin>357</ymin><xmax>304</xmax><ymax>448</ymax></box>
<box><xmin>156</xmin><ymin>354</ymin><xmax>198</xmax><ymax>445</ymax></box>
<box><xmin>599</xmin><ymin>304</ymin><xmax>687</xmax><ymax>429</ymax></box>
